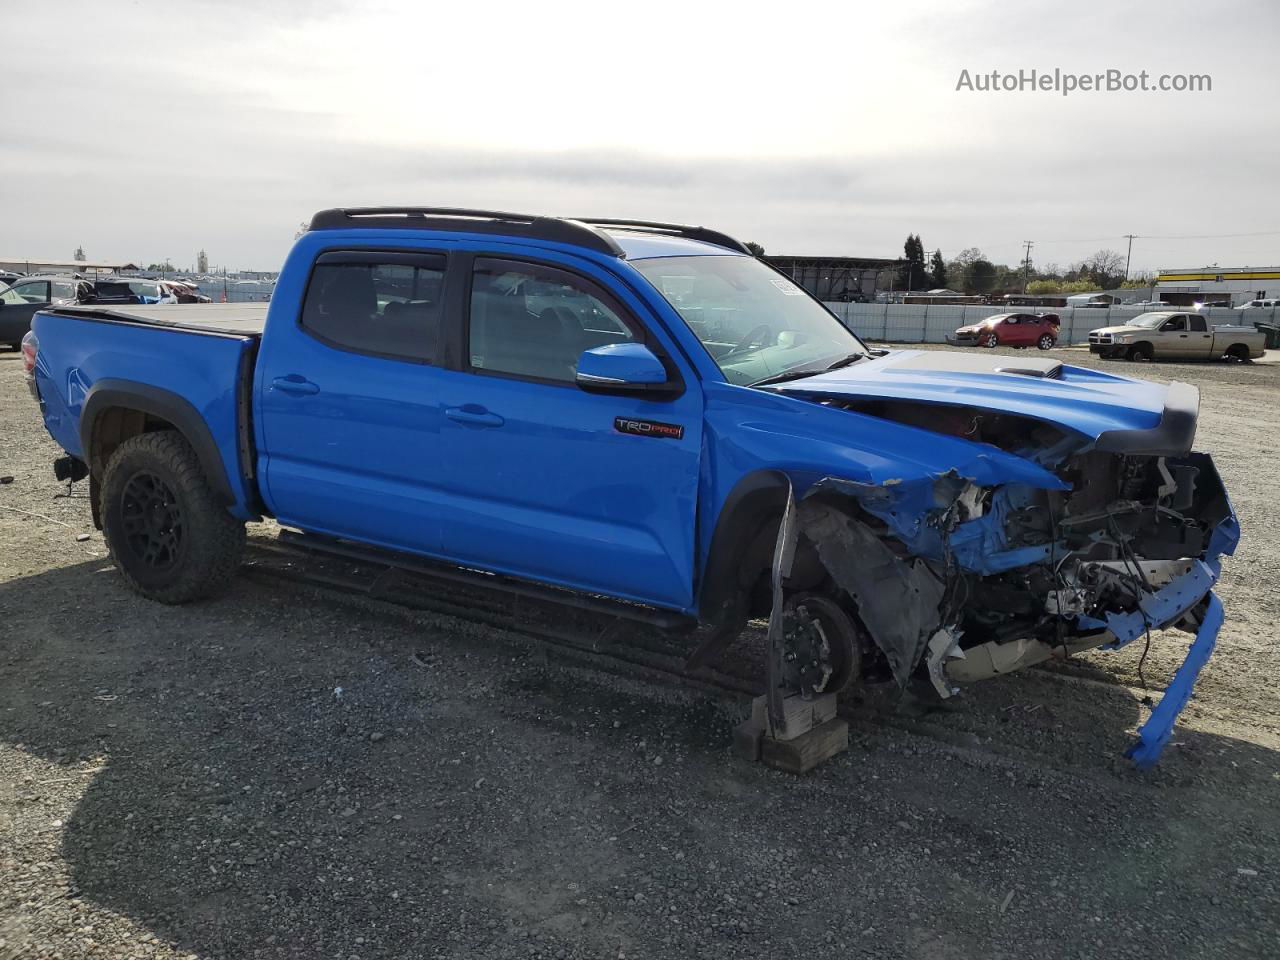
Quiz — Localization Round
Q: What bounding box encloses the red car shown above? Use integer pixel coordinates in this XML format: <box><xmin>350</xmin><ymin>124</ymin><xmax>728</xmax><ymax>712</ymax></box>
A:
<box><xmin>949</xmin><ymin>313</ymin><xmax>1060</xmax><ymax>349</ymax></box>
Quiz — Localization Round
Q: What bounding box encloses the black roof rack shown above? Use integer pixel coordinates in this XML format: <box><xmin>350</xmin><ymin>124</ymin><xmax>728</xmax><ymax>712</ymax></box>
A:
<box><xmin>308</xmin><ymin>207</ymin><xmax>625</xmax><ymax>258</ymax></box>
<box><xmin>572</xmin><ymin>218</ymin><xmax>753</xmax><ymax>255</ymax></box>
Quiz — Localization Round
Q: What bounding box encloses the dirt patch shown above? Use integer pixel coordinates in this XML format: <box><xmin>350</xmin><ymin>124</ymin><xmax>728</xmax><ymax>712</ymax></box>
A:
<box><xmin>2</xmin><ymin>346</ymin><xmax>1278</xmax><ymax>959</ymax></box>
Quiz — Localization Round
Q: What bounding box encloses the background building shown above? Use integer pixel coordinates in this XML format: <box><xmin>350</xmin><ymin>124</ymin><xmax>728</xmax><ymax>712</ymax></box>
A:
<box><xmin>765</xmin><ymin>255</ymin><xmax>901</xmax><ymax>302</ymax></box>
<box><xmin>0</xmin><ymin>256</ymin><xmax>137</xmax><ymax>276</ymax></box>
<box><xmin>1155</xmin><ymin>267</ymin><xmax>1280</xmax><ymax>306</ymax></box>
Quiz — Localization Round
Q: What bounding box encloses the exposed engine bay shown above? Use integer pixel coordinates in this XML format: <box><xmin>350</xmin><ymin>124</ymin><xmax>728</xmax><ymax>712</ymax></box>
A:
<box><xmin>764</xmin><ymin>395</ymin><xmax>1239</xmax><ymax>768</ymax></box>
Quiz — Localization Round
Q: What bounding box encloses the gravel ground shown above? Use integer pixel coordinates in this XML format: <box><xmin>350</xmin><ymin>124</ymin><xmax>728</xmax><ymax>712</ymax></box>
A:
<box><xmin>2</xmin><ymin>345</ymin><xmax>1277</xmax><ymax>960</ymax></box>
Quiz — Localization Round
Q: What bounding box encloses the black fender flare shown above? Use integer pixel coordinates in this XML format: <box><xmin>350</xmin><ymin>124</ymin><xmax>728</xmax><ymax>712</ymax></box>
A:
<box><xmin>80</xmin><ymin>379</ymin><xmax>236</xmax><ymax>505</ymax></box>
<box><xmin>697</xmin><ymin>469</ymin><xmax>792</xmax><ymax>625</ymax></box>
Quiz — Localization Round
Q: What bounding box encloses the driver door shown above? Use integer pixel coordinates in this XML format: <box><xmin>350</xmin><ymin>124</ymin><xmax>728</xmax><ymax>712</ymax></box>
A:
<box><xmin>1159</xmin><ymin>314</ymin><xmax>1192</xmax><ymax>357</ymax></box>
<box><xmin>434</xmin><ymin>254</ymin><xmax>703</xmax><ymax>610</ymax></box>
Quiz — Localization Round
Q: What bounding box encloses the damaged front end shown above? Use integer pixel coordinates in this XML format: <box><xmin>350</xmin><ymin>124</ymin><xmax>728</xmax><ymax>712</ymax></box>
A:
<box><xmin>764</xmin><ymin>383</ymin><xmax>1239</xmax><ymax>769</ymax></box>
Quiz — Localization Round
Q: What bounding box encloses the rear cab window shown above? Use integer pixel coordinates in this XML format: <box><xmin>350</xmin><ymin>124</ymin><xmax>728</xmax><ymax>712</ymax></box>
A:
<box><xmin>300</xmin><ymin>252</ymin><xmax>446</xmax><ymax>362</ymax></box>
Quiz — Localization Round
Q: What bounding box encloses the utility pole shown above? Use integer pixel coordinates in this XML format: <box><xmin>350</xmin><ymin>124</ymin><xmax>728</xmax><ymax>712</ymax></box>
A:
<box><xmin>1123</xmin><ymin>234</ymin><xmax>1137</xmax><ymax>280</ymax></box>
<box><xmin>1021</xmin><ymin>241</ymin><xmax>1034</xmax><ymax>293</ymax></box>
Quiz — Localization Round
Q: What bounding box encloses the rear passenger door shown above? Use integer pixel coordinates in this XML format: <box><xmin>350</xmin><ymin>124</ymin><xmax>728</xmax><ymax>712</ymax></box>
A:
<box><xmin>434</xmin><ymin>255</ymin><xmax>703</xmax><ymax>611</ymax></box>
<box><xmin>1007</xmin><ymin>315</ymin><xmax>1035</xmax><ymax>346</ymax></box>
<box><xmin>1186</xmin><ymin>312</ymin><xmax>1214</xmax><ymax>357</ymax></box>
<box><xmin>256</xmin><ymin>250</ymin><xmax>451</xmax><ymax>554</ymax></box>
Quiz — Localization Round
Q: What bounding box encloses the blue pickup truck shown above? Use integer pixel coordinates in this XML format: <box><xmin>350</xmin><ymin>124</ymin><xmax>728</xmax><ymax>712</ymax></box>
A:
<box><xmin>24</xmin><ymin>207</ymin><xmax>1238</xmax><ymax>766</ymax></box>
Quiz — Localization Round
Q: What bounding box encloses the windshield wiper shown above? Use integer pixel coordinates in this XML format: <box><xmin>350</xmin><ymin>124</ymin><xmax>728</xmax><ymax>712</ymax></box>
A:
<box><xmin>749</xmin><ymin>352</ymin><xmax>865</xmax><ymax>388</ymax></box>
<box><xmin>823</xmin><ymin>352</ymin><xmax>866</xmax><ymax>372</ymax></box>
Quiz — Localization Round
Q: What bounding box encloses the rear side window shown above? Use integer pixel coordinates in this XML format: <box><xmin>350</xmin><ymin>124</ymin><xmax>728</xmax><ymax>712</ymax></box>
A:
<box><xmin>301</xmin><ymin>254</ymin><xmax>446</xmax><ymax>361</ymax></box>
<box><xmin>467</xmin><ymin>258</ymin><xmax>637</xmax><ymax>383</ymax></box>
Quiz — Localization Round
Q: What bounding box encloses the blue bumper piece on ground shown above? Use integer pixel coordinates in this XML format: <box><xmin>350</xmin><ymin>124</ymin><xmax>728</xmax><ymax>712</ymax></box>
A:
<box><xmin>1126</xmin><ymin>592</ymin><xmax>1224</xmax><ymax>770</ymax></box>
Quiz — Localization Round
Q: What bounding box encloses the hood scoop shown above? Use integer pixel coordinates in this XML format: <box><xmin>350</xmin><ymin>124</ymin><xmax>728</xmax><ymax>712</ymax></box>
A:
<box><xmin>993</xmin><ymin>362</ymin><xmax>1063</xmax><ymax>379</ymax></box>
<box><xmin>883</xmin><ymin>351</ymin><xmax>1063</xmax><ymax>379</ymax></box>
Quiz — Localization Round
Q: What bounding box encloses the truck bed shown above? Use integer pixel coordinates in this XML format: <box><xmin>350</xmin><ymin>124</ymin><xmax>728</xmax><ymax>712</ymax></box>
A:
<box><xmin>49</xmin><ymin>303</ymin><xmax>268</xmax><ymax>337</ymax></box>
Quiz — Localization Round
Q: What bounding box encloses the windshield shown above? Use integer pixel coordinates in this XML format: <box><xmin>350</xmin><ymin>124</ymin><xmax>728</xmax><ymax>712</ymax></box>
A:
<box><xmin>1130</xmin><ymin>312</ymin><xmax>1176</xmax><ymax>329</ymax></box>
<box><xmin>631</xmin><ymin>255</ymin><xmax>867</xmax><ymax>385</ymax></box>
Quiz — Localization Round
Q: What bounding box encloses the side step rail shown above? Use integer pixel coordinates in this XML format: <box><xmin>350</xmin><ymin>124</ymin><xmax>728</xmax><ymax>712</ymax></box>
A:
<box><xmin>274</xmin><ymin>529</ymin><xmax>695</xmax><ymax>632</ymax></box>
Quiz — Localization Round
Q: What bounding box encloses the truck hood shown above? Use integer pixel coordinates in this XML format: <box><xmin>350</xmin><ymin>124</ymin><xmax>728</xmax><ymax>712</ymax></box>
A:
<box><xmin>767</xmin><ymin>349</ymin><xmax>1197</xmax><ymax>454</ymax></box>
<box><xmin>1091</xmin><ymin>325</ymin><xmax>1143</xmax><ymax>336</ymax></box>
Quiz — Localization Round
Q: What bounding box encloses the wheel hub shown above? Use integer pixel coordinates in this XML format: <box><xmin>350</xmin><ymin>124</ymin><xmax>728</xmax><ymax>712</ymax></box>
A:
<box><xmin>779</xmin><ymin>595</ymin><xmax>862</xmax><ymax>697</ymax></box>
<box><xmin>120</xmin><ymin>470</ymin><xmax>184</xmax><ymax>570</ymax></box>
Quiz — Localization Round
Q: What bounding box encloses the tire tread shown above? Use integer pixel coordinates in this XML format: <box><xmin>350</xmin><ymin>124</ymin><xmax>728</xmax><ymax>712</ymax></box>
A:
<box><xmin>101</xmin><ymin>430</ymin><xmax>245</xmax><ymax>603</ymax></box>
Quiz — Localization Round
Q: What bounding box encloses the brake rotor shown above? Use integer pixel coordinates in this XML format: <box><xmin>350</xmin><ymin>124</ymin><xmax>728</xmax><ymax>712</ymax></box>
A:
<box><xmin>779</xmin><ymin>594</ymin><xmax>863</xmax><ymax>697</ymax></box>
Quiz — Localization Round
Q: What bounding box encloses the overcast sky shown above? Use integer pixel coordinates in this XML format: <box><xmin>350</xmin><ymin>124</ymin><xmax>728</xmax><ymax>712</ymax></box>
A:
<box><xmin>3</xmin><ymin>0</ymin><xmax>1278</xmax><ymax>272</ymax></box>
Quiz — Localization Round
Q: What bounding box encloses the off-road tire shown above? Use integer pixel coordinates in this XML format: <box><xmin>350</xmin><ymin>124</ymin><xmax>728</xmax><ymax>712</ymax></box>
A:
<box><xmin>100</xmin><ymin>430</ymin><xmax>245</xmax><ymax>603</ymax></box>
<box><xmin>1037</xmin><ymin>334</ymin><xmax>1055</xmax><ymax>350</ymax></box>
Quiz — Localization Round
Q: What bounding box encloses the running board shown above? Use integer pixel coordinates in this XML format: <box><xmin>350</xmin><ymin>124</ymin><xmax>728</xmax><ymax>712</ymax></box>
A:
<box><xmin>273</xmin><ymin>529</ymin><xmax>695</xmax><ymax>632</ymax></box>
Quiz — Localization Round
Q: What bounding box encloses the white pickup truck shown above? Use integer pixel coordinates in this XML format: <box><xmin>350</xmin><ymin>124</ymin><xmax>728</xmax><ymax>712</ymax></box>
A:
<box><xmin>1088</xmin><ymin>311</ymin><xmax>1266</xmax><ymax>361</ymax></box>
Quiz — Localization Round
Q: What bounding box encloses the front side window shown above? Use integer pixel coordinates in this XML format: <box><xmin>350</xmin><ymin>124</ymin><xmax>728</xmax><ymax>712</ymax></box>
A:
<box><xmin>12</xmin><ymin>280</ymin><xmax>50</xmax><ymax>304</ymax></box>
<box><xmin>52</xmin><ymin>280</ymin><xmax>77</xmax><ymax>301</ymax></box>
<box><xmin>1163</xmin><ymin>316</ymin><xmax>1187</xmax><ymax>332</ymax></box>
<box><xmin>631</xmin><ymin>255</ymin><xmax>867</xmax><ymax>386</ymax></box>
<box><xmin>468</xmin><ymin>258</ymin><xmax>637</xmax><ymax>383</ymax></box>
<box><xmin>300</xmin><ymin>255</ymin><xmax>446</xmax><ymax>361</ymax></box>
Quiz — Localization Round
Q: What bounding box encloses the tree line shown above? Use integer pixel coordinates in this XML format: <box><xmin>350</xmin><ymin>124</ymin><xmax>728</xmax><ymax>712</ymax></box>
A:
<box><xmin>894</xmin><ymin>235</ymin><xmax>1153</xmax><ymax>295</ymax></box>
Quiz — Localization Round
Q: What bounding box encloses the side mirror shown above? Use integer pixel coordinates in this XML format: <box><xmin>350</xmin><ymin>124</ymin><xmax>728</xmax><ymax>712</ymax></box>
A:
<box><xmin>576</xmin><ymin>343</ymin><xmax>672</xmax><ymax>394</ymax></box>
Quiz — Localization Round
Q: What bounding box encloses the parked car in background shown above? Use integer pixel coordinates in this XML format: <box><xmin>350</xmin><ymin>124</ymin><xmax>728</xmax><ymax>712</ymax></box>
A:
<box><xmin>1089</xmin><ymin>311</ymin><xmax>1265</xmax><ymax>361</ymax></box>
<box><xmin>1126</xmin><ymin>300</ymin><xmax>1170</xmax><ymax>309</ymax></box>
<box><xmin>90</xmin><ymin>279</ymin><xmax>146</xmax><ymax>305</ymax></box>
<box><xmin>108</xmin><ymin>278</ymin><xmax>178</xmax><ymax>304</ymax></box>
<box><xmin>948</xmin><ymin>313</ymin><xmax>1059</xmax><ymax>349</ymax></box>
<box><xmin>163</xmin><ymin>279</ymin><xmax>213</xmax><ymax>303</ymax></box>
<box><xmin>0</xmin><ymin>271</ymin><xmax>24</xmax><ymax>288</ymax></box>
<box><xmin>1240</xmin><ymin>298</ymin><xmax>1279</xmax><ymax>310</ymax></box>
<box><xmin>0</xmin><ymin>275</ymin><xmax>95</xmax><ymax>348</ymax></box>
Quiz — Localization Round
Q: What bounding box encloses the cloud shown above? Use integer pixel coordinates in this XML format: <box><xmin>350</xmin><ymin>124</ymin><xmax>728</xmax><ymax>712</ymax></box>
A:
<box><xmin>2</xmin><ymin>0</ymin><xmax>1278</xmax><ymax>271</ymax></box>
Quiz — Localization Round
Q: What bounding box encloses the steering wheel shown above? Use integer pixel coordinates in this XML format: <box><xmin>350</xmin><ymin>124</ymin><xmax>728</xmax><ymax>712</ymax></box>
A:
<box><xmin>724</xmin><ymin>323</ymin><xmax>773</xmax><ymax>359</ymax></box>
